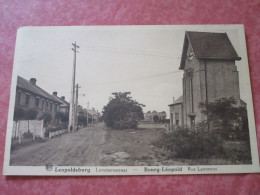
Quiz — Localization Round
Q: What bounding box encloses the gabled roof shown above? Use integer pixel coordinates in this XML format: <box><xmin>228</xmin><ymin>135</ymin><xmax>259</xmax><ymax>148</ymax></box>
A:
<box><xmin>51</xmin><ymin>95</ymin><xmax>66</xmax><ymax>105</ymax></box>
<box><xmin>180</xmin><ymin>31</ymin><xmax>241</xmax><ymax>70</ymax></box>
<box><xmin>168</xmin><ymin>95</ymin><xmax>183</xmax><ymax>106</ymax></box>
<box><xmin>58</xmin><ymin>97</ymin><xmax>70</xmax><ymax>107</ymax></box>
<box><xmin>17</xmin><ymin>76</ymin><xmax>61</xmax><ymax>104</ymax></box>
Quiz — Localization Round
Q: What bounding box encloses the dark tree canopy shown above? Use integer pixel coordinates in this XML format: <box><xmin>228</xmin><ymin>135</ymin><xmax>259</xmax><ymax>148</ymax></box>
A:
<box><xmin>102</xmin><ymin>92</ymin><xmax>145</xmax><ymax>129</ymax></box>
<box><xmin>41</xmin><ymin>113</ymin><xmax>52</xmax><ymax>126</ymax></box>
<box><xmin>55</xmin><ymin>111</ymin><xmax>69</xmax><ymax>123</ymax></box>
<box><xmin>13</xmin><ymin>107</ymin><xmax>25</xmax><ymax>121</ymax></box>
<box><xmin>199</xmin><ymin>97</ymin><xmax>249</xmax><ymax>140</ymax></box>
<box><xmin>26</xmin><ymin>109</ymin><xmax>38</xmax><ymax>120</ymax></box>
<box><xmin>153</xmin><ymin>115</ymin><xmax>159</xmax><ymax>122</ymax></box>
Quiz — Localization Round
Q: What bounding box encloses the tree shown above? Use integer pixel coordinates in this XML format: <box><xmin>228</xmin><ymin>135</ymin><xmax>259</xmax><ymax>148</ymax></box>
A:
<box><xmin>78</xmin><ymin>115</ymin><xmax>87</xmax><ymax>126</ymax></box>
<box><xmin>25</xmin><ymin>109</ymin><xmax>38</xmax><ymax>120</ymax></box>
<box><xmin>55</xmin><ymin>112</ymin><xmax>69</xmax><ymax>123</ymax></box>
<box><xmin>41</xmin><ymin>113</ymin><xmax>52</xmax><ymax>126</ymax></box>
<box><xmin>199</xmin><ymin>97</ymin><xmax>249</xmax><ymax>140</ymax></box>
<box><xmin>153</xmin><ymin>115</ymin><xmax>159</xmax><ymax>122</ymax></box>
<box><xmin>102</xmin><ymin>92</ymin><xmax>145</xmax><ymax>129</ymax></box>
<box><xmin>13</xmin><ymin>107</ymin><xmax>25</xmax><ymax>121</ymax></box>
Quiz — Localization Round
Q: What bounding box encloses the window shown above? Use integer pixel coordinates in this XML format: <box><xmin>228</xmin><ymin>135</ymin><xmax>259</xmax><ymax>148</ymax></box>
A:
<box><xmin>188</xmin><ymin>50</ymin><xmax>194</xmax><ymax>61</ymax></box>
<box><xmin>35</xmin><ymin>97</ymin><xmax>40</xmax><ymax>107</ymax></box>
<box><xmin>170</xmin><ymin>113</ymin><xmax>173</xmax><ymax>126</ymax></box>
<box><xmin>50</xmin><ymin>102</ymin><xmax>53</xmax><ymax>111</ymax></box>
<box><xmin>46</xmin><ymin>101</ymin><xmax>49</xmax><ymax>110</ymax></box>
<box><xmin>17</xmin><ymin>91</ymin><xmax>21</xmax><ymax>104</ymax></box>
<box><xmin>42</xmin><ymin>100</ymin><xmax>44</xmax><ymax>110</ymax></box>
<box><xmin>175</xmin><ymin>113</ymin><xmax>179</xmax><ymax>126</ymax></box>
<box><xmin>190</xmin><ymin>116</ymin><xmax>195</xmax><ymax>130</ymax></box>
<box><xmin>54</xmin><ymin>104</ymin><xmax>57</xmax><ymax>112</ymax></box>
<box><xmin>25</xmin><ymin>94</ymin><xmax>30</xmax><ymax>105</ymax></box>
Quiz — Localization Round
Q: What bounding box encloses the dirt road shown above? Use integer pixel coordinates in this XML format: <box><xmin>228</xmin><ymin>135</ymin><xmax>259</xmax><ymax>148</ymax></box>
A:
<box><xmin>10</xmin><ymin>122</ymin><xmax>188</xmax><ymax>166</ymax></box>
<box><xmin>10</xmin><ymin>123</ymin><xmax>107</xmax><ymax>166</ymax></box>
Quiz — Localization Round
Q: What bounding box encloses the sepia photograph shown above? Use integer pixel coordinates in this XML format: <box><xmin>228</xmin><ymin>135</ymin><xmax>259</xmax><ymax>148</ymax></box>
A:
<box><xmin>3</xmin><ymin>25</ymin><xmax>259</xmax><ymax>175</ymax></box>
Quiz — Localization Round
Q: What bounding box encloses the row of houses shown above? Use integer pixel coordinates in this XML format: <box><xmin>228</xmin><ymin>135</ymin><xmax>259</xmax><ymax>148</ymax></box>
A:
<box><xmin>77</xmin><ymin>105</ymin><xmax>100</xmax><ymax>125</ymax></box>
<box><xmin>14</xmin><ymin>76</ymin><xmax>99</xmax><ymax>125</ymax></box>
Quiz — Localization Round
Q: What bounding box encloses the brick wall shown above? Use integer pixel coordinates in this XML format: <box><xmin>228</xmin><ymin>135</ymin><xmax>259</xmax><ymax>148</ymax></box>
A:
<box><xmin>15</xmin><ymin>90</ymin><xmax>60</xmax><ymax>120</ymax></box>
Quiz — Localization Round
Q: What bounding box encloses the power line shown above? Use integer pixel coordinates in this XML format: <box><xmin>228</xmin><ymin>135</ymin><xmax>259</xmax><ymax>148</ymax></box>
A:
<box><xmin>80</xmin><ymin>45</ymin><xmax>182</xmax><ymax>59</ymax></box>
<box><xmin>85</xmin><ymin>70</ymin><xmax>182</xmax><ymax>86</ymax></box>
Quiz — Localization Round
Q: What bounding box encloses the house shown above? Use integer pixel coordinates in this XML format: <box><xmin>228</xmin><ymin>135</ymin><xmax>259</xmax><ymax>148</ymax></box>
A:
<box><xmin>169</xmin><ymin>31</ymin><xmax>244</xmax><ymax>129</ymax></box>
<box><xmin>87</xmin><ymin>108</ymin><xmax>99</xmax><ymax>124</ymax></box>
<box><xmin>76</xmin><ymin>105</ymin><xmax>100</xmax><ymax>125</ymax></box>
<box><xmin>15</xmin><ymin>76</ymin><xmax>62</xmax><ymax>120</ymax></box>
<box><xmin>169</xmin><ymin>96</ymin><xmax>183</xmax><ymax>127</ymax></box>
<box><xmin>144</xmin><ymin>110</ymin><xmax>167</xmax><ymax>122</ymax></box>
<box><xmin>51</xmin><ymin>92</ymin><xmax>70</xmax><ymax>114</ymax></box>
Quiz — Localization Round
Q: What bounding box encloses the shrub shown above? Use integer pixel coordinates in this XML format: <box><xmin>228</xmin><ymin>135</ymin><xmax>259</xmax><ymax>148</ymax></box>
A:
<box><xmin>153</xmin><ymin>115</ymin><xmax>159</xmax><ymax>122</ymax></box>
<box><xmin>26</xmin><ymin>109</ymin><xmax>38</xmax><ymax>120</ymax></box>
<box><xmin>154</xmin><ymin>124</ymin><xmax>225</xmax><ymax>159</ymax></box>
<box><xmin>13</xmin><ymin>107</ymin><xmax>25</xmax><ymax>121</ymax></box>
<box><xmin>41</xmin><ymin>113</ymin><xmax>52</xmax><ymax>126</ymax></box>
<box><xmin>113</xmin><ymin>112</ymin><xmax>138</xmax><ymax>130</ymax></box>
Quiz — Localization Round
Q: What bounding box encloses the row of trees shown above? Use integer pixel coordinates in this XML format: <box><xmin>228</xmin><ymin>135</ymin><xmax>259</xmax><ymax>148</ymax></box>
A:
<box><xmin>102</xmin><ymin>92</ymin><xmax>145</xmax><ymax>130</ymax></box>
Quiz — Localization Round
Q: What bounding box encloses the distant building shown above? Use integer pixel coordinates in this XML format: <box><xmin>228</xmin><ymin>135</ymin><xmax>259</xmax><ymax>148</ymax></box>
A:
<box><xmin>77</xmin><ymin>105</ymin><xmax>99</xmax><ymax>125</ymax></box>
<box><xmin>169</xmin><ymin>96</ymin><xmax>183</xmax><ymax>127</ymax></box>
<box><xmin>144</xmin><ymin>110</ymin><xmax>167</xmax><ymax>122</ymax></box>
<box><xmin>55</xmin><ymin>94</ymin><xmax>70</xmax><ymax>114</ymax></box>
<box><xmin>87</xmin><ymin>108</ymin><xmax>99</xmax><ymax>123</ymax></box>
<box><xmin>15</xmin><ymin>76</ymin><xmax>62</xmax><ymax>120</ymax></box>
<box><xmin>170</xmin><ymin>31</ymin><xmax>244</xmax><ymax>129</ymax></box>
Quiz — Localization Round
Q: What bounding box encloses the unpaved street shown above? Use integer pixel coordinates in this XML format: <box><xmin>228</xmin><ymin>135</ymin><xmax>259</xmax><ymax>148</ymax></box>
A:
<box><xmin>10</xmin><ymin>123</ymin><xmax>187</xmax><ymax>166</ymax></box>
<box><xmin>10</xmin><ymin>123</ymin><xmax>107</xmax><ymax>166</ymax></box>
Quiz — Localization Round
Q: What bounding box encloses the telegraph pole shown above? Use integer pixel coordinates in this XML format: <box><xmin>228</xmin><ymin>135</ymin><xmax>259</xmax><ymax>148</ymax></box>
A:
<box><xmin>75</xmin><ymin>84</ymin><xmax>80</xmax><ymax>130</ymax></box>
<box><xmin>86</xmin><ymin>101</ymin><xmax>89</xmax><ymax>126</ymax></box>
<box><xmin>68</xmin><ymin>42</ymin><xmax>79</xmax><ymax>132</ymax></box>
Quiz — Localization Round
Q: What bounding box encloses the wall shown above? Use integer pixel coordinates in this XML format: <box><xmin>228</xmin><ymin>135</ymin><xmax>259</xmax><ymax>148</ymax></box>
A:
<box><xmin>15</xmin><ymin>89</ymin><xmax>60</xmax><ymax>120</ymax></box>
<box><xmin>169</xmin><ymin>103</ymin><xmax>183</xmax><ymax>127</ymax></box>
<box><xmin>182</xmin><ymin>41</ymin><xmax>241</xmax><ymax>127</ymax></box>
<box><xmin>12</xmin><ymin>120</ymin><xmax>45</xmax><ymax>139</ymax></box>
<box><xmin>182</xmin><ymin>42</ymin><xmax>202</xmax><ymax>127</ymax></box>
<box><xmin>138</xmin><ymin>121</ymin><xmax>167</xmax><ymax>129</ymax></box>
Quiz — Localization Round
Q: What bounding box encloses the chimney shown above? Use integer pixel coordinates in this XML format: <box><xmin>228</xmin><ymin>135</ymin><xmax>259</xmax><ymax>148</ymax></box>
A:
<box><xmin>173</xmin><ymin>96</ymin><xmax>175</xmax><ymax>103</ymax></box>
<box><xmin>61</xmin><ymin>96</ymin><xmax>65</xmax><ymax>100</ymax></box>
<box><xmin>53</xmin><ymin>92</ymin><xmax>57</xmax><ymax>96</ymax></box>
<box><xmin>30</xmin><ymin>78</ymin><xmax>37</xmax><ymax>85</ymax></box>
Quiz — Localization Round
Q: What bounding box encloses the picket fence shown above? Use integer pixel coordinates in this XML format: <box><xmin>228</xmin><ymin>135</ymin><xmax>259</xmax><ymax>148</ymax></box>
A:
<box><xmin>49</xmin><ymin>129</ymin><xmax>68</xmax><ymax>138</ymax></box>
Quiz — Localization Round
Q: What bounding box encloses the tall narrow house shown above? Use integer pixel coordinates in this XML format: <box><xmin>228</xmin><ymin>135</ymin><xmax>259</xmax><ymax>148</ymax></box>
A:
<box><xmin>170</xmin><ymin>31</ymin><xmax>242</xmax><ymax>129</ymax></box>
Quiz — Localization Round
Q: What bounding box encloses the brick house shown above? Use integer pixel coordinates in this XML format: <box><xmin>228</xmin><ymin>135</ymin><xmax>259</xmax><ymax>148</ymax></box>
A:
<box><xmin>169</xmin><ymin>31</ymin><xmax>244</xmax><ymax>129</ymax></box>
<box><xmin>15</xmin><ymin>76</ymin><xmax>62</xmax><ymax>121</ymax></box>
<box><xmin>51</xmin><ymin>92</ymin><xmax>70</xmax><ymax>114</ymax></box>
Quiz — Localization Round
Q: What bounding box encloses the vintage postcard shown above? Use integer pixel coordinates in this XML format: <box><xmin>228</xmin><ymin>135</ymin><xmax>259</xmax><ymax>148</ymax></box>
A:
<box><xmin>3</xmin><ymin>25</ymin><xmax>260</xmax><ymax>175</ymax></box>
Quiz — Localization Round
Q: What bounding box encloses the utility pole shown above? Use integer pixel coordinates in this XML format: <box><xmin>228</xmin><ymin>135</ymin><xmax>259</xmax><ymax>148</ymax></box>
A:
<box><xmin>75</xmin><ymin>84</ymin><xmax>80</xmax><ymax>130</ymax></box>
<box><xmin>68</xmin><ymin>41</ymin><xmax>79</xmax><ymax>132</ymax></box>
<box><xmin>86</xmin><ymin>101</ymin><xmax>89</xmax><ymax>126</ymax></box>
<box><xmin>92</xmin><ymin>110</ymin><xmax>94</xmax><ymax>124</ymax></box>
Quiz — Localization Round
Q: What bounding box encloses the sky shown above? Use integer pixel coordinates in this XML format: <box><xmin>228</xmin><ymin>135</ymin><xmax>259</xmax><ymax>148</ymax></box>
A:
<box><xmin>12</xmin><ymin>25</ymin><xmax>249</xmax><ymax>118</ymax></box>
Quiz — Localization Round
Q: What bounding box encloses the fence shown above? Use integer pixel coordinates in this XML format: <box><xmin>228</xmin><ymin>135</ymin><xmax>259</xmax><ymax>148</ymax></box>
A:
<box><xmin>48</xmin><ymin>129</ymin><xmax>67</xmax><ymax>138</ymax></box>
<box><xmin>12</xmin><ymin>120</ymin><xmax>45</xmax><ymax>143</ymax></box>
<box><xmin>138</xmin><ymin>121</ymin><xmax>168</xmax><ymax>129</ymax></box>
